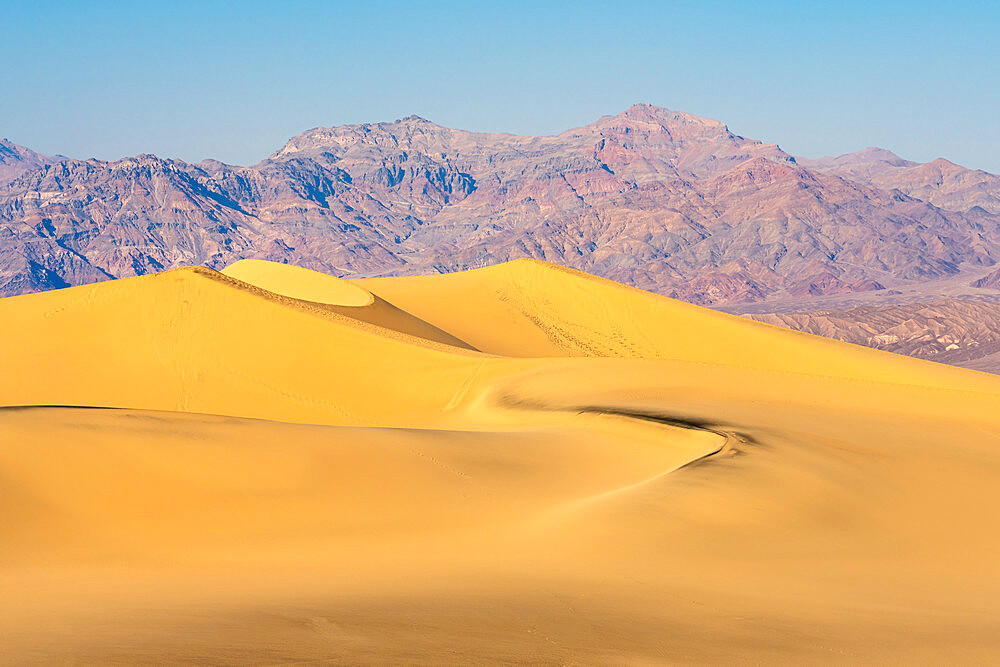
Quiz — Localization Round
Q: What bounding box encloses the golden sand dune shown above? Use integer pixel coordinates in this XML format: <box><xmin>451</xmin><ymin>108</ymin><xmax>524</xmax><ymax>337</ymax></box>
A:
<box><xmin>2</xmin><ymin>259</ymin><xmax>999</xmax><ymax>663</ymax></box>
<box><xmin>222</xmin><ymin>258</ymin><xmax>475</xmax><ymax>350</ymax></box>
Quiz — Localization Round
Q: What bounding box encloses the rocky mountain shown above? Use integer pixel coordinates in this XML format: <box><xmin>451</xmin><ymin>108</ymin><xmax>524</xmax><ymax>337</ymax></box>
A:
<box><xmin>0</xmin><ymin>139</ymin><xmax>56</xmax><ymax>186</ymax></box>
<box><xmin>972</xmin><ymin>267</ymin><xmax>1000</xmax><ymax>289</ymax></box>
<box><xmin>802</xmin><ymin>148</ymin><xmax>1000</xmax><ymax>214</ymax></box>
<box><xmin>3</xmin><ymin>104</ymin><xmax>1000</xmax><ymax>305</ymax></box>
<box><xmin>747</xmin><ymin>298</ymin><xmax>1000</xmax><ymax>374</ymax></box>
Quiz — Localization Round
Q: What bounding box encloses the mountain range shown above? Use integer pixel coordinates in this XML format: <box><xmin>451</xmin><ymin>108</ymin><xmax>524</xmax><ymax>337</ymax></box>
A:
<box><xmin>3</xmin><ymin>103</ymin><xmax>1000</xmax><ymax>308</ymax></box>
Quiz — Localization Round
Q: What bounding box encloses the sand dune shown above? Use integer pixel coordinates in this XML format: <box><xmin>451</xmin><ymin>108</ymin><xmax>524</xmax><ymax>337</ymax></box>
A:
<box><xmin>2</xmin><ymin>259</ymin><xmax>999</xmax><ymax>663</ymax></box>
<box><xmin>223</xmin><ymin>259</ymin><xmax>475</xmax><ymax>349</ymax></box>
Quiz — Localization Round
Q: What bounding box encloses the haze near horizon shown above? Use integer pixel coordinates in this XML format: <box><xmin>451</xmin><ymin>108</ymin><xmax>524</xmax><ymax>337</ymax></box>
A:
<box><xmin>2</xmin><ymin>0</ymin><xmax>998</xmax><ymax>171</ymax></box>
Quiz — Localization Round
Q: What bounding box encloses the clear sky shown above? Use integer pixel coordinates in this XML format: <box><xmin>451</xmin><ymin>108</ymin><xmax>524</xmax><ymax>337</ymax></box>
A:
<box><xmin>2</xmin><ymin>1</ymin><xmax>998</xmax><ymax>171</ymax></box>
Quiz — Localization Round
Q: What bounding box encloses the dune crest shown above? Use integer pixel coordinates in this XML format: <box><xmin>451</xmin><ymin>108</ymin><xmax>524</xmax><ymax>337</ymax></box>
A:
<box><xmin>222</xmin><ymin>258</ymin><xmax>375</xmax><ymax>306</ymax></box>
<box><xmin>223</xmin><ymin>258</ymin><xmax>477</xmax><ymax>351</ymax></box>
<box><xmin>2</xmin><ymin>259</ymin><xmax>1000</xmax><ymax>663</ymax></box>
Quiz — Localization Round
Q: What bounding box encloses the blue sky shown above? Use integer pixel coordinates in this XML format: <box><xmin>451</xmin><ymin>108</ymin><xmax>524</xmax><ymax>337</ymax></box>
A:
<box><xmin>2</xmin><ymin>1</ymin><xmax>998</xmax><ymax>171</ymax></box>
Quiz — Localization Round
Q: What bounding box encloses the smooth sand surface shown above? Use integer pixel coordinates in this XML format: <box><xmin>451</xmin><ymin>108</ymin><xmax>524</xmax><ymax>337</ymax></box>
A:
<box><xmin>2</xmin><ymin>258</ymin><xmax>999</xmax><ymax>663</ymax></box>
<box><xmin>222</xmin><ymin>258</ymin><xmax>376</xmax><ymax>307</ymax></box>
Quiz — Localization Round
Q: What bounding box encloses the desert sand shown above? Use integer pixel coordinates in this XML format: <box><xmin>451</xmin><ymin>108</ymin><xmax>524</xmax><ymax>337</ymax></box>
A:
<box><xmin>2</xmin><ymin>258</ymin><xmax>999</xmax><ymax>663</ymax></box>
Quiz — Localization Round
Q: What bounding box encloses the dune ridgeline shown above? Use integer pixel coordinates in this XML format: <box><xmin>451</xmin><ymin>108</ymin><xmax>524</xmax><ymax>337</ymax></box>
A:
<box><xmin>2</xmin><ymin>258</ymin><xmax>999</xmax><ymax>663</ymax></box>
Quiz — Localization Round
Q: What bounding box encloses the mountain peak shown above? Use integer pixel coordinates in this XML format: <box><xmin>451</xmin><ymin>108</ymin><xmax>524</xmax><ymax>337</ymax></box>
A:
<box><xmin>856</xmin><ymin>147</ymin><xmax>907</xmax><ymax>161</ymax></box>
<box><xmin>926</xmin><ymin>157</ymin><xmax>960</xmax><ymax>169</ymax></box>
<box><xmin>268</xmin><ymin>114</ymin><xmax>455</xmax><ymax>160</ymax></box>
<box><xmin>798</xmin><ymin>147</ymin><xmax>918</xmax><ymax>173</ymax></box>
<box><xmin>0</xmin><ymin>138</ymin><xmax>56</xmax><ymax>184</ymax></box>
<box><xmin>0</xmin><ymin>138</ymin><xmax>33</xmax><ymax>158</ymax></box>
<box><xmin>617</xmin><ymin>103</ymin><xmax>727</xmax><ymax>128</ymax></box>
<box><xmin>830</xmin><ymin>147</ymin><xmax>913</xmax><ymax>166</ymax></box>
<box><xmin>560</xmin><ymin>104</ymin><xmax>732</xmax><ymax>144</ymax></box>
<box><xmin>2</xmin><ymin>106</ymin><xmax>999</xmax><ymax>310</ymax></box>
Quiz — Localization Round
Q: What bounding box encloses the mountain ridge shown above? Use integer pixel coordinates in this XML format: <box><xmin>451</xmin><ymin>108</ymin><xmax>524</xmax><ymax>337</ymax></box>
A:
<box><xmin>2</xmin><ymin>104</ymin><xmax>1000</xmax><ymax>305</ymax></box>
<box><xmin>0</xmin><ymin>138</ymin><xmax>58</xmax><ymax>185</ymax></box>
<box><xmin>801</xmin><ymin>148</ymin><xmax>1000</xmax><ymax>214</ymax></box>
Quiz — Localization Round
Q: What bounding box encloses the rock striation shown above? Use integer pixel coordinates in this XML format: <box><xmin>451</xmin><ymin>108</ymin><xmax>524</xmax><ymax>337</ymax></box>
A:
<box><xmin>0</xmin><ymin>138</ymin><xmax>57</xmax><ymax>185</ymax></box>
<box><xmin>748</xmin><ymin>298</ymin><xmax>1000</xmax><ymax>373</ymax></box>
<box><xmin>971</xmin><ymin>266</ymin><xmax>1000</xmax><ymax>289</ymax></box>
<box><xmin>802</xmin><ymin>149</ymin><xmax>1000</xmax><ymax>214</ymax></box>
<box><xmin>2</xmin><ymin>104</ymin><xmax>1000</xmax><ymax>304</ymax></box>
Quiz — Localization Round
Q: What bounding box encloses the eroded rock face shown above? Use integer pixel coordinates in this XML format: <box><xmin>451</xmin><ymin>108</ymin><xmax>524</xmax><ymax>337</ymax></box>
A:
<box><xmin>972</xmin><ymin>267</ymin><xmax>1000</xmax><ymax>289</ymax></box>
<box><xmin>802</xmin><ymin>150</ymin><xmax>1000</xmax><ymax>215</ymax></box>
<box><xmin>2</xmin><ymin>104</ymin><xmax>1000</xmax><ymax>304</ymax></box>
<box><xmin>0</xmin><ymin>139</ymin><xmax>57</xmax><ymax>186</ymax></box>
<box><xmin>747</xmin><ymin>299</ymin><xmax>1000</xmax><ymax>373</ymax></box>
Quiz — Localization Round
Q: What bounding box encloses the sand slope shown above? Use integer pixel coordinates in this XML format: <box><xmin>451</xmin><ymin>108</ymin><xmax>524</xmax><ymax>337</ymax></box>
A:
<box><xmin>2</xmin><ymin>259</ymin><xmax>1000</xmax><ymax>663</ymax></box>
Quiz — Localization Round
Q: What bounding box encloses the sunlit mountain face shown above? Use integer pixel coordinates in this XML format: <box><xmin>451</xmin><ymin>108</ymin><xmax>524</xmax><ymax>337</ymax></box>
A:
<box><xmin>3</xmin><ymin>104</ymin><xmax>999</xmax><ymax>308</ymax></box>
